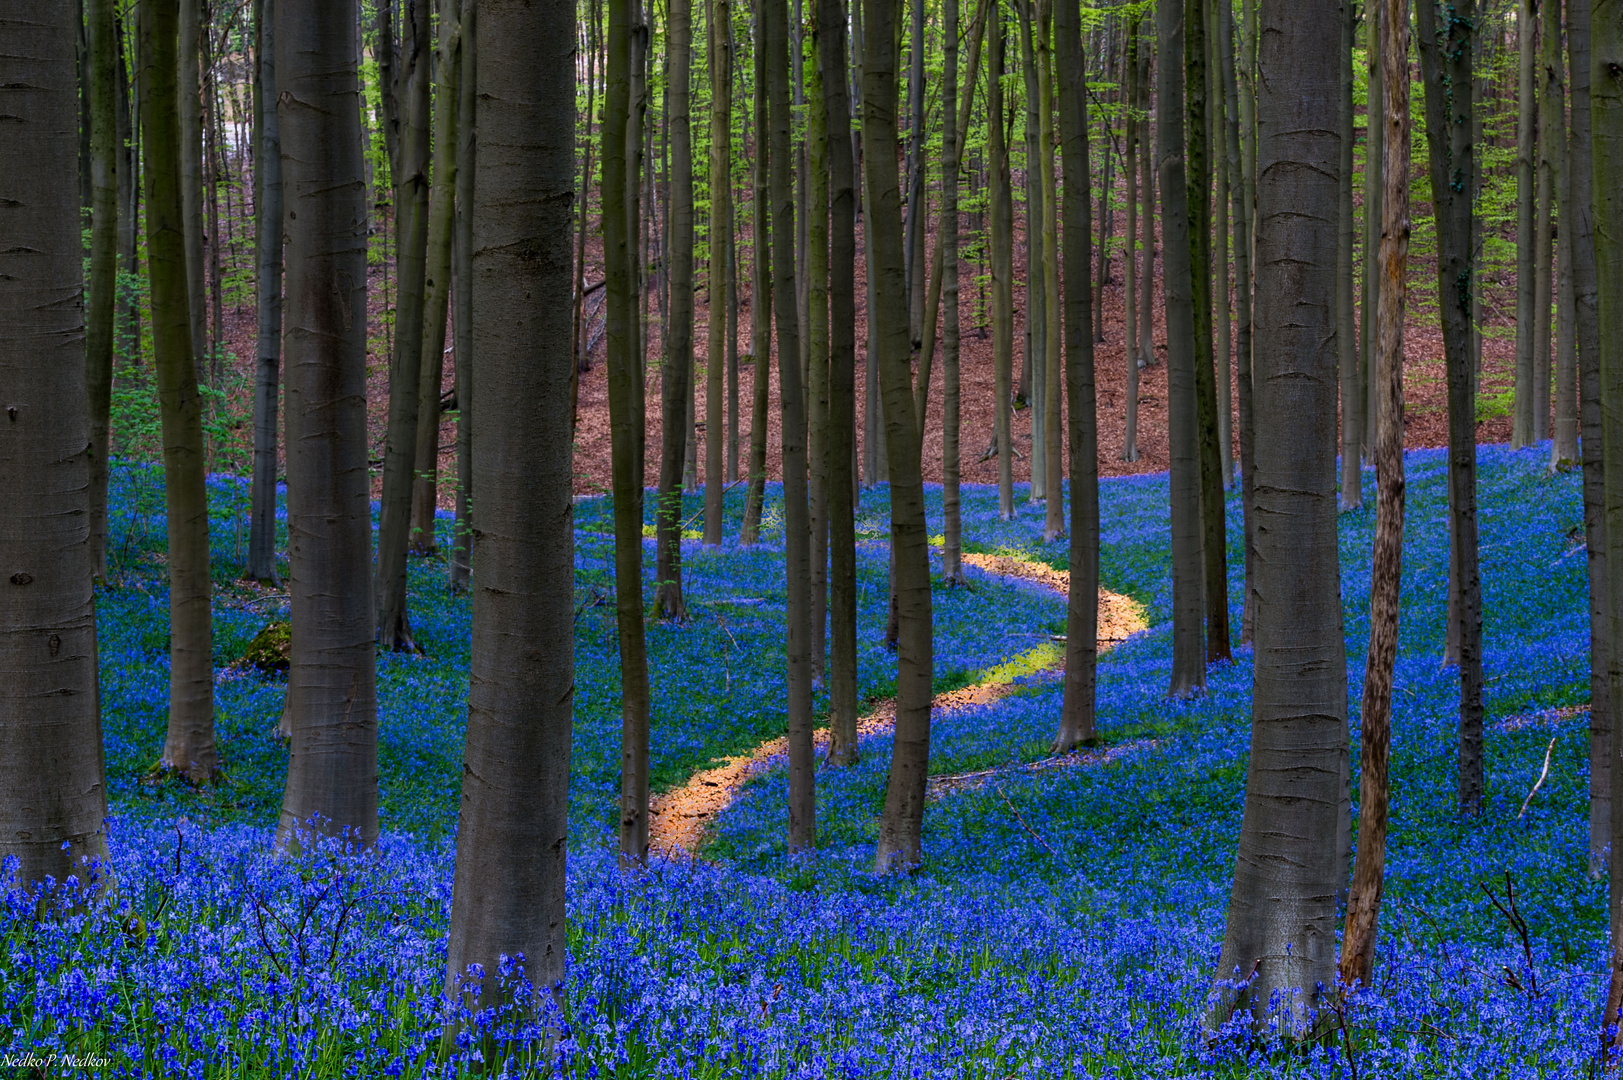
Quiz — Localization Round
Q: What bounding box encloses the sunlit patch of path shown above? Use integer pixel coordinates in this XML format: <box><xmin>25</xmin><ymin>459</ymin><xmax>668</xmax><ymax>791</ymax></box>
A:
<box><xmin>649</xmin><ymin>550</ymin><xmax>1149</xmax><ymax>857</ymax></box>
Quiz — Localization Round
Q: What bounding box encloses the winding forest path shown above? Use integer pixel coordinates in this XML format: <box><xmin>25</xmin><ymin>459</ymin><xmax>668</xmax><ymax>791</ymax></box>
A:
<box><xmin>649</xmin><ymin>551</ymin><xmax>1148</xmax><ymax>857</ymax></box>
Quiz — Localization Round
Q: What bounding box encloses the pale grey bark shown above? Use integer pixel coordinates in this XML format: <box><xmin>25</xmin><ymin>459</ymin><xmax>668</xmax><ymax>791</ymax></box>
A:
<box><xmin>248</xmin><ymin>0</ymin><xmax>283</xmax><ymax>585</ymax></box>
<box><xmin>86</xmin><ymin>0</ymin><xmax>119</xmax><ymax>580</ymax></box>
<box><xmin>1514</xmin><ymin>0</ymin><xmax>1537</xmax><ymax>447</ymax></box>
<box><xmin>1210</xmin><ymin>0</ymin><xmax>1345</xmax><ymax>1031</ymax></box>
<box><xmin>443</xmin><ymin>0</ymin><xmax>575</xmax><ymax>1019</ymax></box>
<box><xmin>276</xmin><ymin>0</ymin><xmax>379</xmax><ymax>846</ymax></box>
<box><xmin>0</xmin><ymin>0</ymin><xmax>109</xmax><ymax>889</ymax></box>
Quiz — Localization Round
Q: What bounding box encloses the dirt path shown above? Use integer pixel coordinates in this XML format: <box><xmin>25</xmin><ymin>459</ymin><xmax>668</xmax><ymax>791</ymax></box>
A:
<box><xmin>648</xmin><ymin>551</ymin><xmax>1149</xmax><ymax>857</ymax></box>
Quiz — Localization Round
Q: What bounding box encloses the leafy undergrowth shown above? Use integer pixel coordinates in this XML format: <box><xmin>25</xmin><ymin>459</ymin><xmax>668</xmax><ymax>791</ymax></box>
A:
<box><xmin>2</xmin><ymin>446</ymin><xmax>1604</xmax><ymax>1077</ymax></box>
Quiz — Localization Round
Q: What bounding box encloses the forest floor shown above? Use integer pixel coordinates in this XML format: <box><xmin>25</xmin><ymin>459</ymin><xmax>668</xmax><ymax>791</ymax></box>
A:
<box><xmin>203</xmin><ymin>193</ymin><xmax>1527</xmax><ymax>503</ymax></box>
<box><xmin>648</xmin><ymin>550</ymin><xmax>1147</xmax><ymax>856</ymax></box>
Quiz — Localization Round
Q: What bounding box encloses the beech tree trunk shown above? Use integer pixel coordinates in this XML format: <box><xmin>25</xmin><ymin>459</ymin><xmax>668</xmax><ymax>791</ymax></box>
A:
<box><xmin>763</xmin><ymin>0</ymin><xmax>816</xmax><ymax>852</ymax></box>
<box><xmin>1418</xmin><ymin>0</ymin><xmax>1483</xmax><ymax>817</ymax></box>
<box><xmin>86</xmin><ymin>0</ymin><xmax>119</xmax><ymax>583</ymax></box>
<box><xmin>1515</xmin><ymin>0</ymin><xmax>1538</xmax><ymax>447</ymax></box>
<box><xmin>1122</xmin><ymin>15</ymin><xmax>1141</xmax><ymax>464</ymax></box>
<box><xmin>448</xmin><ymin>3</ymin><xmax>476</xmax><ymax>593</ymax></box>
<box><xmin>1547</xmin><ymin>0</ymin><xmax>1578</xmax><ymax>465</ymax></box>
<box><xmin>1340</xmin><ymin>0</ymin><xmax>1408</xmax><ymax>989</ymax></box>
<box><xmin>275</xmin><ymin>0</ymin><xmax>378</xmax><ymax>846</ymax></box>
<box><xmin>1210</xmin><ymin>0</ymin><xmax>1344</xmax><ymax>1031</ymax></box>
<box><xmin>821</xmin><ymin>0</ymin><xmax>861</xmax><ymax>766</ymax></box>
<box><xmin>443</xmin><ymin>0</ymin><xmax>575</xmax><ymax>1024</ymax></box>
<box><xmin>409</xmin><ymin>0</ymin><xmax>464</xmax><ymax>561</ymax></box>
<box><xmin>704</xmin><ymin>0</ymin><xmax>733</xmax><ymax>546</ymax></box>
<box><xmin>1160</xmin><ymin>0</ymin><xmax>1206</xmax><ymax>697</ymax></box>
<box><xmin>375</xmin><ymin>0</ymin><xmax>432</xmax><ymax>652</ymax></box>
<box><xmin>1053</xmin><ymin>0</ymin><xmax>1096</xmax><ymax>753</ymax></box>
<box><xmin>142</xmin><ymin>0</ymin><xmax>216</xmax><ymax>781</ymax></box>
<box><xmin>606</xmin><ymin>0</ymin><xmax>653</xmax><ymax>864</ymax></box>
<box><xmin>656</xmin><ymin>0</ymin><xmax>695</xmax><ymax>620</ymax></box>
<box><xmin>741</xmin><ymin>22</ymin><xmax>771</xmax><ymax>546</ymax></box>
<box><xmin>865</xmin><ymin>0</ymin><xmax>934</xmax><ymax>872</ymax></box>
<box><xmin>247</xmin><ymin>0</ymin><xmax>283</xmax><ymax>585</ymax></box>
<box><xmin>179</xmin><ymin>0</ymin><xmax>207</xmax><ymax>382</ymax></box>
<box><xmin>990</xmin><ymin>3</ymin><xmax>1016</xmax><ymax>519</ymax></box>
<box><xmin>1038</xmin><ymin>0</ymin><xmax>1063</xmax><ymax>541</ymax></box>
<box><xmin>1337</xmin><ymin>0</ymin><xmax>1360</xmax><ymax>510</ymax></box>
<box><xmin>0</xmin><ymin>0</ymin><xmax>110</xmax><ymax>889</ymax></box>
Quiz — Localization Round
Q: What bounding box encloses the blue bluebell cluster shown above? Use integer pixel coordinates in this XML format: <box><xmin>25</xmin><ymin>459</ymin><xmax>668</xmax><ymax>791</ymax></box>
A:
<box><xmin>0</xmin><ymin>445</ymin><xmax>1601</xmax><ymax>1075</ymax></box>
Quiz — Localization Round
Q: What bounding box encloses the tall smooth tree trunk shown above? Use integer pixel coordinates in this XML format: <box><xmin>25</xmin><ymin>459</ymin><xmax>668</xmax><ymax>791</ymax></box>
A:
<box><xmin>808</xmin><ymin>16</ymin><xmax>831</xmax><ymax>678</ymax></box>
<box><xmin>1567</xmin><ymin>0</ymin><xmax>1607</xmax><ymax>878</ymax></box>
<box><xmin>1534</xmin><ymin>0</ymin><xmax>1555</xmax><ymax>445</ymax></box>
<box><xmin>1210</xmin><ymin>0</ymin><xmax>1344</xmax><ymax>1031</ymax></box>
<box><xmin>865</xmin><ymin>0</ymin><xmax>934</xmax><ymax>872</ymax></box>
<box><xmin>443</xmin><ymin>0</ymin><xmax>574</xmax><ymax>1024</ymax></box>
<box><xmin>1361</xmin><ymin>4</ymin><xmax>1382</xmax><ymax>457</ymax></box>
<box><xmin>1037</xmin><ymin>0</ymin><xmax>1063</xmax><ymax>541</ymax></box>
<box><xmin>1017</xmin><ymin>0</ymin><xmax>1046</xmax><ymax>494</ymax></box>
<box><xmin>248</xmin><ymin>0</ymin><xmax>283</xmax><ymax>585</ymax></box>
<box><xmin>1219</xmin><ymin>0</ymin><xmax>1255</xmax><ymax>642</ymax></box>
<box><xmin>143</xmin><ymin>0</ymin><xmax>216</xmax><ymax>781</ymax></box>
<box><xmin>448</xmin><ymin>3</ymin><xmax>476</xmax><ymax>593</ymax></box>
<box><xmin>1545</xmin><ymin>0</ymin><xmax>1576</xmax><ymax>462</ymax></box>
<box><xmin>179</xmin><ymin>0</ymin><xmax>207</xmax><ymax>384</ymax></box>
<box><xmin>822</xmin><ymin>0</ymin><xmax>860</xmax><ymax>766</ymax></box>
<box><xmin>1595</xmin><ymin>0</ymin><xmax>1623</xmax><ymax>1046</ymax></box>
<box><xmin>410</xmin><ymin>0</ymin><xmax>464</xmax><ymax>561</ymax></box>
<box><xmin>276</xmin><ymin>0</ymin><xmax>378</xmax><ymax>846</ymax></box>
<box><xmin>705</xmin><ymin>0</ymin><xmax>734</xmax><ymax>546</ymax></box>
<box><xmin>606</xmin><ymin>0</ymin><xmax>653</xmax><ymax>864</ymax></box>
<box><xmin>1053</xmin><ymin>0</ymin><xmax>1096</xmax><ymax>752</ymax></box>
<box><xmin>1515</xmin><ymin>0</ymin><xmax>1538</xmax><ymax>447</ymax></box>
<box><xmin>1209</xmin><ymin>0</ymin><xmax>1232</xmax><ymax>488</ymax></box>
<box><xmin>1161</xmin><ymin>0</ymin><xmax>1206</xmax><ymax>697</ymax></box>
<box><xmin>1418</xmin><ymin>0</ymin><xmax>1483</xmax><ymax>817</ymax></box>
<box><xmin>940</xmin><ymin>0</ymin><xmax>963</xmax><ymax>581</ymax></box>
<box><xmin>904</xmin><ymin>0</ymin><xmax>926</xmax><ymax>346</ymax></box>
<box><xmin>0</xmin><ymin>0</ymin><xmax>109</xmax><ymax>889</ymax></box>
<box><xmin>1139</xmin><ymin>38</ymin><xmax>1156</xmax><ymax>376</ymax></box>
<box><xmin>741</xmin><ymin>21</ymin><xmax>771</xmax><ymax>546</ymax></box>
<box><xmin>764</xmin><ymin>0</ymin><xmax>816</xmax><ymax>851</ymax></box>
<box><xmin>1188</xmin><ymin>0</ymin><xmax>1230</xmax><ymax>664</ymax></box>
<box><xmin>990</xmin><ymin>2</ymin><xmax>1016</xmax><ymax>519</ymax></box>
<box><xmin>1337</xmin><ymin>0</ymin><xmax>1360</xmax><ymax>510</ymax></box>
<box><xmin>1341</xmin><ymin>0</ymin><xmax>1408</xmax><ymax>989</ymax></box>
<box><xmin>86</xmin><ymin>0</ymin><xmax>119</xmax><ymax>581</ymax></box>
<box><xmin>1123</xmin><ymin>15</ymin><xmax>1142</xmax><ymax>464</ymax></box>
<box><xmin>657</xmin><ymin>0</ymin><xmax>696</xmax><ymax>619</ymax></box>
<box><xmin>376</xmin><ymin>0</ymin><xmax>433</xmax><ymax>651</ymax></box>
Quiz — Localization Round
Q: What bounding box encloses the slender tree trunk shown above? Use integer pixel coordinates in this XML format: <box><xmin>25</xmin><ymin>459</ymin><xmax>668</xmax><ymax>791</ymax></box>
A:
<box><xmin>1209</xmin><ymin>0</ymin><xmax>1232</xmax><ymax>488</ymax></box>
<box><xmin>410</xmin><ymin>0</ymin><xmax>462</xmax><ymax>561</ymax></box>
<box><xmin>1218</xmin><ymin>0</ymin><xmax>1255</xmax><ymax>644</ymax></box>
<box><xmin>1337</xmin><ymin>0</ymin><xmax>1360</xmax><ymax>510</ymax></box>
<box><xmin>142</xmin><ymin>0</ymin><xmax>216</xmax><ymax>781</ymax></box>
<box><xmin>1161</xmin><ymin>0</ymin><xmax>1206</xmax><ymax>697</ymax></box>
<box><xmin>808</xmin><ymin>14</ymin><xmax>831</xmax><ymax>676</ymax></box>
<box><xmin>657</xmin><ymin>0</ymin><xmax>696</xmax><ymax>619</ymax></box>
<box><xmin>1037</xmin><ymin>0</ymin><xmax>1063</xmax><ymax>540</ymax></box>
<box><xmin>275</xmin><ymin>0</ymin><xmax>378</xmax><ymax>846</ymax></box>
<box><xmin>1187</xmin><ymin>0</ymin><xmax>1230</xmax><ymax>664</ymax></box>
<box><xmin>1123</xmin><ymin>15</ymin><xmax>1141</xmax><ymax>464</ymax></box>
<box><xmin>1362</xmin><ymin>4</ymin><xmax>1382</xmax><ymax>457</ymax></box>
<box><xmin>1210</xmin><ymin>0</ymin><xmax>1344</xmax><ymax>1031</ymax></box>
<box><xmin>0</xmin><ymin>0</ymin><xmax>109</xmax><ymax>889</ymax></box>
<box><xmin>1515</xmin><ymin>0</ymin><xmax>1538</xmax><ymax>447</ymax></box>
<box><xmin>448</xmin><ymin>2</ymin><xmax>476</xmax><ymax>593</ymax></box>
<box><xmin>574</xmin><ymin>0</ymin><xmax>600</xmax><ymax>381</ymax></box>
<box><xmin>822</xmin><ymin>0</ymin><xmax>860</xmax><ymax>766</ymax></box>
<box><xmin>1568</xmin><ymin>0</ymin><xmax>1607</xmax><ymax>878</ymax></box>
<box><xmin>1544</xmin><ymin>0</ymin><xmax>1575</xmax><ymax>462</ymax></box>
<box><xmin>1053</xmin><ymin>0</ymin><xmax>1096</xmax><ymax>752</ymax></box>
<box><xmin>1595</xmin><ymin>0</ymin><xmax>1623</xmax><ymax>1046</ymax></box>
<box><xmin>1140</xmin><ymin>39</ymin><xmax>1156</xmax><ymax>374</ymax></box>
<box><xmin>249</xmin><ymin>0</ymin><xmax>284</xmax><ymax>585</ymax></box>
<box><xmin>1418</xmin><ymin>0</ymin><xmax>1483</xmax><ymax>817</ymax></box>
<box><xmin>201</xmin><ymin>9</ymin><xmax>222</xmax><ymax>380</ymax></box>
<box><xmin>742</xmin><ymin>14</ymin><xmax>771</xmax><ymax>545</ymax></box>
<box><xmin>705</xmin><ymin>0</ymin><xmax>734</xmax><ymax>545</ymax></box>
<box><xmin>1534</xmin><ymin>0</ymin><xmax>1555</xmax><ymax>444</ymax></box>
<box><xmin>941</xmin><ymin>0</ymin><xmax>962</xmax><ymax>582</ymax></box>
<box><xmin>865</xmin><ymin>0</ymin><xmax>933</xmax><ymax>872</ymax></box>
<box><xmin>86</xmin><ymin>0</ymin><xmax>119</xmax><ymax>582</ymax></box>
<box><xmin>990</xmin><ymin>1</ymin><xmax>1016</xmax><ymax>518</ymax></box>
<box><xmin>179</xmin><ymin>0</ymin><xmax>207</xmax><ymax>386</ymax></box>
<box><xmin>904</xmin><ymin>0</ymin><xmax>926</xmax><ymax>346</ymax></box>
<box><xmin>375</xmin><ymin>0</ymin><xmax>433</xmax><ymax>651</ymax></box>
<box><xmin>606</xmin><ymin>0</ymin><xmax>653</xmax><ymax>864</ymax></box>
<box><xmin>115</xmin><ymin>10</ymin><xmax>140</xmax><ymax>365</ymax></box>
<box><xmin>1341</xmin><ymin>0</ymin><xmax>1408</xmax><ymax>989</ymax></box>
<box><xmin>1017</xmin><ymin>0</ymin><xmax>1045</xmax><ymax>492</ymax></box>
<box><xmin>442</xmin><ymin>0</ymin><xmax>574</xmax><ymax>1023</ymax></box>
<box><xmin>764</xmin><ymin>0</ymin><xmax>816</xmax><ymax>851</ymax></box>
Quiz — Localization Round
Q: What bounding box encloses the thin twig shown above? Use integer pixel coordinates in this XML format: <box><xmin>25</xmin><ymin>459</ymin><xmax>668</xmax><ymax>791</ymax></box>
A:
<box><xmin>1518</xmin><ymin>737</ymin><xmax>1558</xmax><ymax>819</ymax></box>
